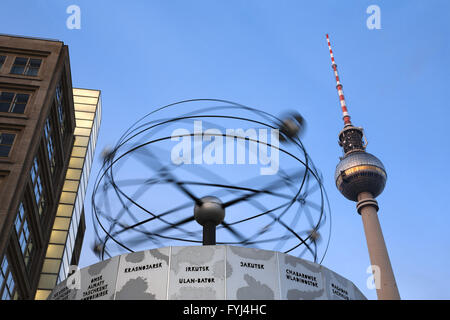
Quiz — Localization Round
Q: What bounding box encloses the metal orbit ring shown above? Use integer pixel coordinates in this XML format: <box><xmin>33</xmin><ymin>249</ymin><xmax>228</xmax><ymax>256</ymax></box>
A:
<box><xmin>91</xmin><ymin>99</ymin><xmax>331</xmax><ymax>264</ymax></box>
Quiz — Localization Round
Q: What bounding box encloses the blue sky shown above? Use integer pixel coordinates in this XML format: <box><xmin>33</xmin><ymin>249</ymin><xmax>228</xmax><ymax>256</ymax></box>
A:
<box><xmin>1</xmin><ymin>0</ymin><xmax>449</xmax><ymax>299</ymax></box>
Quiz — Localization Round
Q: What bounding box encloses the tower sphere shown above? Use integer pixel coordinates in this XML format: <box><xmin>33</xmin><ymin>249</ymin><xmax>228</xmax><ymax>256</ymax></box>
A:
<box><xmin>335</xmin><ymin>151</ymin><xmax>387</xmax><ymax>202</ymax></box>
<box><xmin>194</xmin><ymin>196</ymin><xmax>225</xmax><ymax>226</ymax></box>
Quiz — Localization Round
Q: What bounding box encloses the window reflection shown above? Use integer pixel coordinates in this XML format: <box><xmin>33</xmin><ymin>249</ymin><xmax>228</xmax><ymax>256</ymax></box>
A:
<box><xmin>0</xmin><ymin>92</ymin><xmax>29</xmax><ymax>114</ymax></box>
<box><xmin>30</xmin><ymin>157</ymin><xmax>46</xmax><ymax>217</ymax></box>
<box><xmin>56</xmin><ymin>81</ymin><xmax>66</xmax><ymax>137</ymax></box>
<box><xmin>60</xmin><ymin>192</ymin><xmax>76</xmax><ymax>204</ymax></box>
<box><xmin>45</xmin><ymin>245</ymin><xmax>64</xmax><ymax>259</ymax></box>
<box><xmin>0</xmin><ymin>133</ymin><xmax>16</xmax><ymax>157</ymax></box>
<box><xmin>44</xmin><ymin>118</ymin><xmax>56</xmax><ymax>174</ymax></box>
<box><xmin>0</xmin><ymin>255</ymin><xmax>15</xmax><ymax>300</ymax></box>
<box><xmin>0</xmin><ymin>56</ymin><xmax>5</xmax><ymax>70</ymax></box>
<box><xmin>56</xmin><ymin>204</ymin><xmax>73</xmax><ymax>217</ymax></box>
<box><xmin>10</xmin><ymin>57</ymin><xmax>42</xmax><ymax>76</ymax></box>
<box><xmin>69</xmin><ymin>157</ymin><xmax>84</xmax><ymax>169</ymax></box>
<box><xmin>74</xmin><ymin>136</ymin><xmax>89</xmax><ymax>147</ymax></box>
<box><xmin>14</xmin><ymin>203</ymin><xmax>35</xmax><ymax>269</ymax></box>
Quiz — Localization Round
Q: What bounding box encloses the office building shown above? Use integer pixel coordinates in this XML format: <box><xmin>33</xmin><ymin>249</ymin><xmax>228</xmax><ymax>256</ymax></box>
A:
<box><xmin>0</xmin><ymin>34</ymin><xmax>101</xmax><ymax>300</ymax></box>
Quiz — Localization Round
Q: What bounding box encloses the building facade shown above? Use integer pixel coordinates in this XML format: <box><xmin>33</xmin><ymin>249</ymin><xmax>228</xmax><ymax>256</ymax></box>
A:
<box><xmin>0</xmin><ymin>34</ymin><xmax>100</xmax><ymax>300</ymax></box>
<box><xmin>35</xmin><ymin>89</ymin><xmax>101</xmax><ymax>300</ymax></box>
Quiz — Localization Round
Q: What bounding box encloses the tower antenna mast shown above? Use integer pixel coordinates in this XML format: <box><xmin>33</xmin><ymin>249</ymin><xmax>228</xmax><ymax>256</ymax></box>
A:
<box><xmin>326</xmin><ymin>34</ymin><xmax>352</xmax><ymax>127</ymax></box>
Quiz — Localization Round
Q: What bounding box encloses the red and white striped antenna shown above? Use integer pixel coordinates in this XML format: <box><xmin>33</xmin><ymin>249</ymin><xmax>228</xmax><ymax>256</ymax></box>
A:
<box><xmin>326</xmin><ymin>34</ymin><xmax>352</xmax><ymax>127</ymax></box>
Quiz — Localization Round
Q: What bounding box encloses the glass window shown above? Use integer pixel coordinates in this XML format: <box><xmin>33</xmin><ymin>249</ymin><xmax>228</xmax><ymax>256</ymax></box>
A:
<box><xmin>14</xmin><ymin>203</ymin><xmax>35</xmax><ymax>269</ymax></box>
<box><xmin>49</xmin><ymin>230</ymin><xmax>67</xmax><ymax>244</ymax></box>
<box><xmin>73</xmin><ymin>88</ymin><xmax>99</xmax><ymax>98</ymax></box>
<box><xmin>75</xmin><ymin>111</ymin><xmax>95</xmax><ymax>120</ymax></box>
<box><xmin>74</xmin><ymin>104</ymin><xmax>96</xmax><ymax>113</ymax></box>
<box><xmin>0</xmin><ymin>55</ymin><xmax>5</xmax><ymax>70</ymax></box>
<box><xmin>56</xmin><ymin>82</ymin><xmax>63</xmax><ymax>104</ymax></box>
<box><xmin>37</xmin><ymin>274</ymin><xmax>57</xmax><ymax>290</ymax></box>
<box><xmin>45</xmin><ymin>244</ymin><xmax>64</xmax><ymax>259</ymax></box>
<box><xmin>63</xmin><ymin>180</ymin><xmax>79</xmax><ymax>192</ymax></box>
<box><xmin>0</xmin><ymin>255</ymin><xmax>15</xmax><ymax>300</ymax></box>
<box><xmin>74</xmin><ymin>136</ymin><xmax>89</xmax><ymax>147</ymax></box>
<box><xmin>60</xmin><ymin>192</ymin><xmax>76</xmax><ymax>204</ymax></box>
<box><xmin>66</xmin><ymin>233</ymin><xmax>72</xmax><ymax>250</ymax></box>
<box><xmin>66</xmin><ymin>168</ymin><xmax>82</xmax><ymax>180</ymax></box>
<box><xmin>64</xmin><ymin>248</ymin><xmax>71</xmax><ymax>271</ymax></box>
<box><xmin>0</xmin><ymin>92</ymin><xmax>13</xmax><ymax>112</ymax></box>
<box><xmin>30</xmin><ymin>157</ymin><xmax>46</xmax><ymax>217</ymax></box>
<box><xmin>11</xmin><ymin>94</ymin><xmax>29</xmax><ymax>113</ymax></box>
<box><xmin>69</xmin><ymin>157</ymin><xmax>84</xmax><ymax>169</ymax></box>
<box><xmin>10</xmin><ymin>57</ymin><xmax>42</xmax><ymax>76</ymax></box>
<box><xmin>55</xmin><ymin>82</ymin><xmax>67</xmax><ymax>137</ymax></box>
<box><xmin>73</xmin><ymin>96</ymin><xmax>97</xmax><ymax>105</ymax></box>
<box><xmin>53</xmin><ymin>217</ymin><xmax>71</xmax><ymax>230</ymax></box>
<box><xmin>58</xmin><ymin>266</ymin><xmax>64</xmax><ymax>284</ymax></box>
<box><xmin>72</xmin><ymin>147</ymin><xmax>87</xmax><ymax>158</ymax></box>
<box><xmin>0</xmin><ymin>133</ymin><xmax>16</xmax><ymax>157</ymax></box>
<box><xmin>57</xmin><ymin>104</ymin><xmax>65</xmax><ymax>136</ymax></box>
<box><xmin>26</xmin><ymin>59</ymin><xmax>41</xmax><ymax>76</ymax></box>
<box><xmin>68</xmin><ymin>227</ymin><xmax>75</xmax><ymax>251</ymax></box>
<box><xmin>42</xmin><ymin>259</ymin><xmax>61</xmax><ymax>274</ymax></box>
<box><xmin>56</xmin><ymin>204</ymin><xmax>73</xmax><ymax>217</ymax></box>
<box><xmin>35</xmin><ymin>289</ymin><xmax>51</xmax><ymax>300</ymax></box>
<box><xmin>44</xmin><ymin>118</ymin><xmax>56</xmax><ymax>175</ymax></box>
<box><xmin>75</xmin><ymin>119</ymin><xmax>93</xmax><ymax>128</ymax></box>
<box><xmin>74</xmin><ymin>127</ymin><xmax>91</xmax><ymax>137</ymax></box>
<box><xmin>10</xmin><ymin>57</ymin><xmax>27</xmax><ymax>75</ymax></box>
<box><xmin>0</xmin><ymin>91</ymin><xmax>29</xmax><ymax>113</ymax></box>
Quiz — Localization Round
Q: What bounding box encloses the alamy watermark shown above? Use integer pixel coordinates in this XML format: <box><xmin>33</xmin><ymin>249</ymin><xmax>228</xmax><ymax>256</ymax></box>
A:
<box><xmin>366</xmin><ymin>5</ymin><xmax>381</xmax><ymax>30</ymax></box>
<box><xmin>66</xmin><ymin>5</ymin><xmax>81</xmax><ymax>30</ymax></box>
<box><xmin>170</xmin><ymin>121</ymin><xmax>280</xmax><ymax>175</ymax></box>
<box><xmin>366</xmin><ymin>264</ymin><xmax>381</xmax><ymax>290</ymax></box>
<box><xmin>66</xmin><ymin>265</ymin><xmax>81</xmax><ymax>290</ymax></box>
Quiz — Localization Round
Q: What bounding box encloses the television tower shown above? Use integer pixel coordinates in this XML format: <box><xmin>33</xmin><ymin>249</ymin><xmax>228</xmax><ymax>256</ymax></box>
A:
<box><xmin>326</xmin><ymin>34</ymin><xmax>400</xmax><ymax>300</ymax></box>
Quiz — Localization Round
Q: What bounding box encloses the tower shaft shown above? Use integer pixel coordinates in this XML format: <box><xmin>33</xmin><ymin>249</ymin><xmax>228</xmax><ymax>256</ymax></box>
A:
<box><xmin>357</xmin><ymin>192</ymin><xmax>400</xmax><ymax>300</ymax></box>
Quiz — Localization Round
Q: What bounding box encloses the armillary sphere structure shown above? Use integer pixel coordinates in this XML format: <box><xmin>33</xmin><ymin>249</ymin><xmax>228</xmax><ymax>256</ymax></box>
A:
<box><xmin>91</xmin><ymin>99</ymin><xmax>331</xmax><ymax>264</ymax></box>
